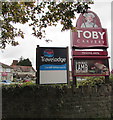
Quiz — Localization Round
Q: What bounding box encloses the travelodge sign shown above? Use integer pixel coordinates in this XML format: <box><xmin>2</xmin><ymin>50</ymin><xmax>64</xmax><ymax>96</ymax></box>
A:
<box><xmin>36</xmin><ymin>46</ymin><xmax>69</xmax><ymax>84</ymax></box>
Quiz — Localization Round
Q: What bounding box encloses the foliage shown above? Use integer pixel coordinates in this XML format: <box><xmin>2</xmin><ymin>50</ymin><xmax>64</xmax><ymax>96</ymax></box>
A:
<box><xmin>2</xmin><ymin>82</ymin><xmax>35</xmax><ymax>90</ymax></box>
<box><xmin>2</xmin><ymin>81</ymin><xmax>67</xmax><ymax>89</ymax></box>
<box><xmin>77</xmin><ymin>76</ymin><xmax>105</xmax><ymax>87</ymax></box>
<box><xmin>1</xmin><ymin>0</ymin><xmax>93</xmax><ymax>48</ymax></box>
<box><xmin>2</xmin><ymin>82</ymin><xmax>67</xmax><ymax>97</ymax></box>
<box><xmin>77</xmin><ymin>73</ymin><xmax>113</xmax><ymax>87</ymax></box>
<box><xmin>110</xmin><ymin>74</ymin><xmax>113</xmax><ymax>83</ymax></box>
<box><xmin>17</xmin><ymin>57</ymin><xmax>32</xmax><ymax>66</ymax></box>
<box><xmin>2</xmin><ymin>76</ymin><xmax>111</xmax><ymax>90</ymax></box>
<box><xmin>1</xmin><ymin>1</ymin><xmax>35</xmax><ymax>48</ymax></box>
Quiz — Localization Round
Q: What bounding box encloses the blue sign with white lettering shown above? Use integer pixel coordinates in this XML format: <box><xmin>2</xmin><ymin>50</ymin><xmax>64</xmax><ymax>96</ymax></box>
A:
<box><xmin>39</xmin><ymin>48</ymin><xmax>68</xmax><ymax>71</ymax></box>
<box><xmin>40</xmin><ymin>64</ymin><xmax>67</xmax><ymax>70</ymax></box>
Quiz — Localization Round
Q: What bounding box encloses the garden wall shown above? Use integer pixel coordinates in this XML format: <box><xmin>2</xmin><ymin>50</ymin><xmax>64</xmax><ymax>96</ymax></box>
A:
<box><xmin>2</xmin><ymin>83</ymin><xmax>113</xmax><ymax>119</ymax></box>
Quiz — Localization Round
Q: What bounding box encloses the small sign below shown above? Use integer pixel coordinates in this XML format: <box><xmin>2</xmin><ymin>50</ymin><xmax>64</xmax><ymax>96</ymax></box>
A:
<box><xmin>73</xmin><ymin>59</ymin><xmax>110</xmax><ymax>76</ymax></box>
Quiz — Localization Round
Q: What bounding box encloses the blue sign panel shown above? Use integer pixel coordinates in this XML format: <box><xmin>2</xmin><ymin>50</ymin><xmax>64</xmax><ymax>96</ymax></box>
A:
<box><xmin>40</xmin><ymin>64</ymin><xmax>67</xmax><ymax>70</ymax></box>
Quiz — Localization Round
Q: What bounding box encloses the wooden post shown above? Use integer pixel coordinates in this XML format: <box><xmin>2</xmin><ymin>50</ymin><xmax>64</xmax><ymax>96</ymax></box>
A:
<box><xmin>103</xmin><ymin>48</ymin><xmax>110</xmax><ymax>83</ymax></box>
<box><xmin>73</xmin><ymin>77</ymin><xmax>77</xmax><ymax>87</ymax></box>
<box><xmin>105</xmin><ymin>76</ymin><xmax>109</xmax><ymax>83</ymax></box>
<box><xmin>66</xmin><ymin>47</ymin><xmax>70</xmax><ymax>86</ymax></box>
<box><xmin>36</xmin><ymin>45</ymin><xmax>40</xmax><ymax>84</ymax></box>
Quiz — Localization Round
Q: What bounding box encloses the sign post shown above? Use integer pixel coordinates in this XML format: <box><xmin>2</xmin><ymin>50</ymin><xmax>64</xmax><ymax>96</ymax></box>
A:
<box><xmin>36</xmin><ymin>46</ymin><xmax>69</xmax><ymax>84</ymax></box>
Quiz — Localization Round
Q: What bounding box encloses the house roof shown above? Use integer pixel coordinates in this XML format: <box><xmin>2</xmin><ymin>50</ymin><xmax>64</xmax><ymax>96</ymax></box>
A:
<box><xmin>0</xmin><ymin>62</ymin><xmax>13</xmax><ymax>69</ymax></box>
<box><xmin>17</xmin><ymin>74</ymin><xmax>35</xmax><ymax>78</ymax></box>
<box><xmin>11</xmin><ymin>65</ymin><xmax>36</xmax><ymax>72</ymax></box>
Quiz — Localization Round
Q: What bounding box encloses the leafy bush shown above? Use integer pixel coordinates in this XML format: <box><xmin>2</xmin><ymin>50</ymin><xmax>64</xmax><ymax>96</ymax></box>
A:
<box><xmin>2</xmin><ymin>75</ymin><xmax>113</xmax><ymax>90</ymax></box>
<box><xmin>77</xmin><ymin>76</ymin><xmax>105</xmax><ymax>87</ymax></box>
<box><xmin>2</xmin><ymin>82</ymin><xmax>68</xmax><ymax>91</ymax></box>
<box><xmin>110</xmin><ymin>74</ymin><xmax>113</xmax><ymax>83</ymax></box>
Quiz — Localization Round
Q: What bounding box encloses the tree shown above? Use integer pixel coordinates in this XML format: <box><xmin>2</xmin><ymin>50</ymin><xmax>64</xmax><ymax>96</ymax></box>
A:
<box><xmin>1</xmin><ymin>0</ymin><xmax>93</xmax><ymax>49</ymax></box>
<box><xmin>1</xmin><ymin>1</ymin><xmax>35</xmax><ymax>48</ymax></box>
<box><xmin>17</xmin><ymin>57</ymin><xmax>32</xmax><ymax>66</ymax></box>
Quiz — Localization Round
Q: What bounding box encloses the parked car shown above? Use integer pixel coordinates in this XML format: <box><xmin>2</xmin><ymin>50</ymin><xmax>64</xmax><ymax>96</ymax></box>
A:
<box><xmin>2</xmin><ymin>80</ymin><xmax>12</xmax><ymax>85</ymax></box>
<box><xmin>23</xmin><ymin>80</ymin><xmax>30</xmax><ymax>83</ymax></box>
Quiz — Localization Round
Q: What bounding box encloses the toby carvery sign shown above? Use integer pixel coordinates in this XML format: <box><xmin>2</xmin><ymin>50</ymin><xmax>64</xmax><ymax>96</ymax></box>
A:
<box><xmin>72</xmin><ymin>11</ymin><xmax>108</xmax><ymax>48</ymax></box>
<box><xmin>71</xmin><ymin>10</ymin><xmax>110</xmax><ymax>77</ymax></box>
<box><xmin>36</xmin><ymin>46</ymin><xmax>69</xmax><ymax>84</ymax></box>
<box><xmin>72</xmin><ymin>28</ymin><xmax>108</xmax><ymax>48</ymax></box>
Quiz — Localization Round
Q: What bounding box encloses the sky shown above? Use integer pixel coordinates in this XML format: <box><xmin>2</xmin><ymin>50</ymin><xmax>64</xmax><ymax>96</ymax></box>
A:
<box><xmin>0</xmin><ymin>0</ymin><xmax>112</xmax><ymax>70</ymax></box>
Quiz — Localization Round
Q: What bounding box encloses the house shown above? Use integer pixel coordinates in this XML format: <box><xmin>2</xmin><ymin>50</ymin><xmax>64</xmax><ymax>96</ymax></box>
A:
<box><xmin>0</xmin><ymin>62</ymin><xmax>13</xmax><ymax>81</ymax></box>
<box><xmin>11</xmin><ymin>60</ymin><xmax>36</xmax><ymax>80</ymax></box>
<box><xmin>11</xmin><ymin>65</ymin><xmax>36</xmax><ymax>80</ymax></box>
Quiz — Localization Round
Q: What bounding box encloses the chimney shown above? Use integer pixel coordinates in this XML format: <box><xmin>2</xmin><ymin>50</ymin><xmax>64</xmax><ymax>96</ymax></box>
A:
<box><xmin>11</xmin><ymin>60</ymin><xmax>18</xmax><ymax>66</ymax></box>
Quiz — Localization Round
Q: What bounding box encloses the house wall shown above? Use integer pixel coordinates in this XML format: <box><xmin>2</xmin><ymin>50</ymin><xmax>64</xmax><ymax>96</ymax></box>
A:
<box><xmin>17</xmin><ymin>71</ymin><xmax>35</xmax><ymax>76</ymax></box>
<box><xmin>12</xmin><ymin>66</ymin><xmax>36</xmax><ymax>80</ymax></box>
<box><xmin>0</xmin><ymin>65</ymin><xmax>13</xmax><ymax>81</ymax></box>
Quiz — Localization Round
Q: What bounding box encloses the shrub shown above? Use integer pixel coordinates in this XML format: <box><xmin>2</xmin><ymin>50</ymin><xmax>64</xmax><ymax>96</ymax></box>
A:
<box><xmin>77</xmin><ymin>76</ymin><xmax>105</xmax><ymax>87</ymax></box>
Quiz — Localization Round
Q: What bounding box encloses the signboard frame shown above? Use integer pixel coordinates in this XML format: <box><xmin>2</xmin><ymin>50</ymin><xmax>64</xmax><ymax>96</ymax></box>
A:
<box><xmin>36</xmin><ymin>45</ymin><xmax>69</xmax><ymax>84</ymax></box>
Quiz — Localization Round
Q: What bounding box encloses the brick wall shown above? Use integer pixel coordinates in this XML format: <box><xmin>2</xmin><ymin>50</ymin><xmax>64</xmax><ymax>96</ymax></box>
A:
<box><xmin>2</xmin><ymin>84</ymin><xmax>113</xmax><ymax>119</ymax></box>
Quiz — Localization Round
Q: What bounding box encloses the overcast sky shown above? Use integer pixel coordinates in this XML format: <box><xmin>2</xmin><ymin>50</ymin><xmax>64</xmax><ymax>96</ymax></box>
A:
<box><xmin>0</xmin><ymin>0</ymin><xmax>112</xmax><ymax>70</ymax></box>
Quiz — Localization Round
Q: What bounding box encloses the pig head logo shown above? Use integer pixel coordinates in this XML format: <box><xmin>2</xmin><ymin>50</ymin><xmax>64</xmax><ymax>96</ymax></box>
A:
<box><xmin>76</xmin><ymin>11</ymin><xmax>102</xmax><ymax>28</ymax></box>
